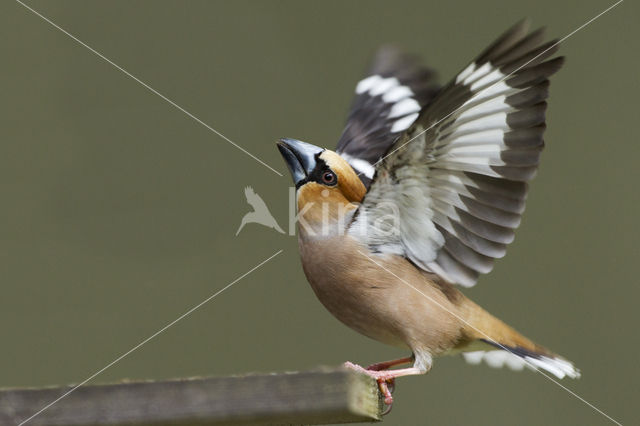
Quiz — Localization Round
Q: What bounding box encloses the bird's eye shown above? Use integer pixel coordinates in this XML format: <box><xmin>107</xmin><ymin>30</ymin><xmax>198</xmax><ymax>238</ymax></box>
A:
<box><xmin>321</xmin><ymin>171</ymin><xmax>337</xmax><ymax>185</ymax></box>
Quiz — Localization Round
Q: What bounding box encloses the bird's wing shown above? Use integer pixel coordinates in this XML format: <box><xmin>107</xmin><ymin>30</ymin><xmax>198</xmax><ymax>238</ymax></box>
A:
<box><xmin>336</xmin><ymin>45</ymin><xmax>440</xmax><ymax>188</ymax></box>
<box><xmin>348</xmin><ymin>20</ymin><xmax>563</xmax><ymax>287</ymax></box>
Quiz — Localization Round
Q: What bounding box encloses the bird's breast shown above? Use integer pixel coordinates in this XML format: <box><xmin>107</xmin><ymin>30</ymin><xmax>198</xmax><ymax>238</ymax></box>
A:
<box><xmin>297</xmin><ymin>234</ymin><xmax>465</xmax><ymax>353</ymax></box>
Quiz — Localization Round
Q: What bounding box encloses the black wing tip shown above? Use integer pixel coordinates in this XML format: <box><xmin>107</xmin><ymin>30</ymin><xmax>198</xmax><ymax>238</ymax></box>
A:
<box><xmin>475</xmin><ymin>18</ymin><xmax>531</xmax><ymax>64</ymax></box>
<box><xmin>502</xmin><ymin>18</ymin><xmax>533</xmax><ymax>41</ymax></box>
<box><xmin>506</xmin><ymin>56</ymin><xmax>565</xmax><ymax>88</ymax></box>
<box><xmin>369</xmin><ymin>44</ymin><xmax>425</xmax><ymax>77</ymax></box>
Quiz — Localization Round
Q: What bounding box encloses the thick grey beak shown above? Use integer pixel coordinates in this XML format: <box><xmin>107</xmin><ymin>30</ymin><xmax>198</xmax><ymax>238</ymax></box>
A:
<box><xmin>277</xmin><ymin>138</ymin><xmax>324</xmax><ymax>187</ymax></box>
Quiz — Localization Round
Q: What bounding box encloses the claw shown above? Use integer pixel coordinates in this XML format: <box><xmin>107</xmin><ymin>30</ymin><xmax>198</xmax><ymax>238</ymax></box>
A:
<box><xmin>377</xmin><ymin>378</ymin><xmax>394</xmax><ymax>405</ymax></box>
<box><xmin>386</xmin><ymin>378</ymin><xmax>396</xmax><ymax>394</ymax></box>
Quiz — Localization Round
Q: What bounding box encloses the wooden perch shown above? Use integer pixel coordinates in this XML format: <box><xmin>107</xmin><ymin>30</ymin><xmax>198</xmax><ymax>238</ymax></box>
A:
<box><xmin>0</xmin><ymin>367</ymin><xmax>383</xmax><ymax>425</ymax></box>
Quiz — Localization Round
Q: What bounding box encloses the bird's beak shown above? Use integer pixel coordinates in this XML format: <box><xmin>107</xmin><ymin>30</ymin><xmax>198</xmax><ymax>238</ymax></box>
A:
<box><xmin>277</xmin><ymin>138</ymin><xmax>324</xmax><ymax>186</ymax></box>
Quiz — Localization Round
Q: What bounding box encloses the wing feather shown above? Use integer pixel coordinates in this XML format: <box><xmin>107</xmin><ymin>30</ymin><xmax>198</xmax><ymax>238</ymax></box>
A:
<box><xmin>336</xmin><ymin>46</ymin><xmax>440</xmax><ymax>187</ymax></box>
<box><xmin>348</xmin><ymin>20</ymin><xmax>563</xmax><ymax>287</ymax></box>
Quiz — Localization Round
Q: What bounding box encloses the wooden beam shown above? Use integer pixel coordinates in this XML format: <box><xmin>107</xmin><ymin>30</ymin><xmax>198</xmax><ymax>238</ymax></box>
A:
<box><xmin>0</xmin><ymin>368</ymin><xmax>383</xmax><ymax>425</ymax></box>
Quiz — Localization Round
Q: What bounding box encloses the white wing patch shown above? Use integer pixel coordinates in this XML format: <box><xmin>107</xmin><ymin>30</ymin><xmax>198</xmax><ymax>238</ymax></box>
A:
<box><xmin>389</xmin><ymin>98</ymin><xmax>421</xmax><ymax>118</ymax></box>
<box><xmin>339</xmin><ymin>153</ymin><xmax>376</xmax><ymax>179</ymax></box>
<box><xmin>355</xmin><ymin>75</ymin><xmax>383</xmax><ymax>94</ymax></box>
<box><xmin>354</xmin><ymin>74</ymin><xmax>421</xmax><ymax>133</ymax></box>
<box><xmin>455</xmin><ymin>62</ymin><xmax>477</xmax><ymax>84</ymax></box>
<box><xmin>390</xmin><ymin>113</ymin><xmax>420</xmax><ymax>132</ymax></box>
<box><xmin>383</xmin><ymin>85</ymin><xmax>414</xmax><ymax>102</ymax></box>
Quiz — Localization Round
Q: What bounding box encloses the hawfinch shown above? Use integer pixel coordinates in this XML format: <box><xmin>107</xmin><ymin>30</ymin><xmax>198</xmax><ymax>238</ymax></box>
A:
<box><xmin>277</xmin><ymin>20</ymin><xmax>578</xmax><ymax>408</ymax></box>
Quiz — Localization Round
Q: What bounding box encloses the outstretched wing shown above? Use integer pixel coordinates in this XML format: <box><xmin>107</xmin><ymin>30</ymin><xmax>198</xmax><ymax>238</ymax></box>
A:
<box><xmin>348</xmin><ymin>20</ymin><xmax>563</xmax><ymax>287</ymax></box>
<box><xmin>336</xmin><ymin>45</ymin><xmax>440</xmax><ymax>187</ymax></box>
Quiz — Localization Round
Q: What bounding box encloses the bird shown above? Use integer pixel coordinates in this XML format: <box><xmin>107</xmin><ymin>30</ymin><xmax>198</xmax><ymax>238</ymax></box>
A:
<box><xmin>236</xmin><ymin>186</ymin><xmax>284</xmax><ymax>235</ymax></box>
<box><xmin>276</xmin><ymin>20</ymin><xmax>579</xmax><ymax>410</ymax></box>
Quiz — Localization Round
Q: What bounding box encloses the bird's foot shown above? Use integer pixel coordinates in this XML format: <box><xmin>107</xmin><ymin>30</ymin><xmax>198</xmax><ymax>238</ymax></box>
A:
<box><xmin>342</xmin><ymin>362</ymin><xmax>396</xmax><ymax>407</ymax></box>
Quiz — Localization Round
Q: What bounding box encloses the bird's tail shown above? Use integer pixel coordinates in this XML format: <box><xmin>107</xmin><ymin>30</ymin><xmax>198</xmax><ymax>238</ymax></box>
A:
<box><xmin>460</xmin><ymin>305</ymin><xmax>580</xmax><ymax>379</ymax></box>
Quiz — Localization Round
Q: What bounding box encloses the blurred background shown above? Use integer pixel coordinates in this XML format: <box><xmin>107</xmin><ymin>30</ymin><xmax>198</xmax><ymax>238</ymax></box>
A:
<box><xmin>1</xmin><ymin>0</ymin><xmax>637</xmax><ymax>424</ymax></box>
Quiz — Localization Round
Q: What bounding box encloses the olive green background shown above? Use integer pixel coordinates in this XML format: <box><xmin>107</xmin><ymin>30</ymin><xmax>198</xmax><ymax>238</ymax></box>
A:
<box><xmin>1</xmin><ymin>1</ymin><xmax>637</xmax><ymax>425</ymax></box>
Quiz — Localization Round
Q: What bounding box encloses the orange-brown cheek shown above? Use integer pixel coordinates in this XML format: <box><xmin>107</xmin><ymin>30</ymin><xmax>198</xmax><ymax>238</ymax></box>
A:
<box><xmin>297</xmin><ymin>183</ymin><xmax>347</xmax><ymax>210</ymax></box>
<box><xmin>339</xmin><ymin>179</ymin><xmax>366</xmax><ymax>203</ymax></box>
<box><xmin>296</xmin><ymin>183</ymin><xmax>357</xmax><ymax>224</ymax></box>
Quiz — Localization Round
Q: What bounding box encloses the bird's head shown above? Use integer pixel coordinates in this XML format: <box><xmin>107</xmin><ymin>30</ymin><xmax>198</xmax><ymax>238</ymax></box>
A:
<box><xmin>277</xmin><ymin>138</ymin><xmax>366</xmax><ymax>234</ymax></box>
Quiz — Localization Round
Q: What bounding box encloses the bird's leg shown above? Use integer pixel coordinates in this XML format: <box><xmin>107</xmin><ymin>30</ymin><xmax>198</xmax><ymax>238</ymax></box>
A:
<box><xmin>364</xmin><ymin>356</ymin><xmax>414</xmax><ymax>397</ymax></box>
<box><xmin>345</xmin><ymin>356</ymin><xmax>413</xmax><ymax>391</ymax></box>
<box><xmin>366</xmin><ymin>356</ymin><xmax>414</xmax><ymax>371</ymax></box>
<box><xmin>343</xmin><ymin>359</ymin><xmax>426</xmax><ymax>408</ymax></box>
